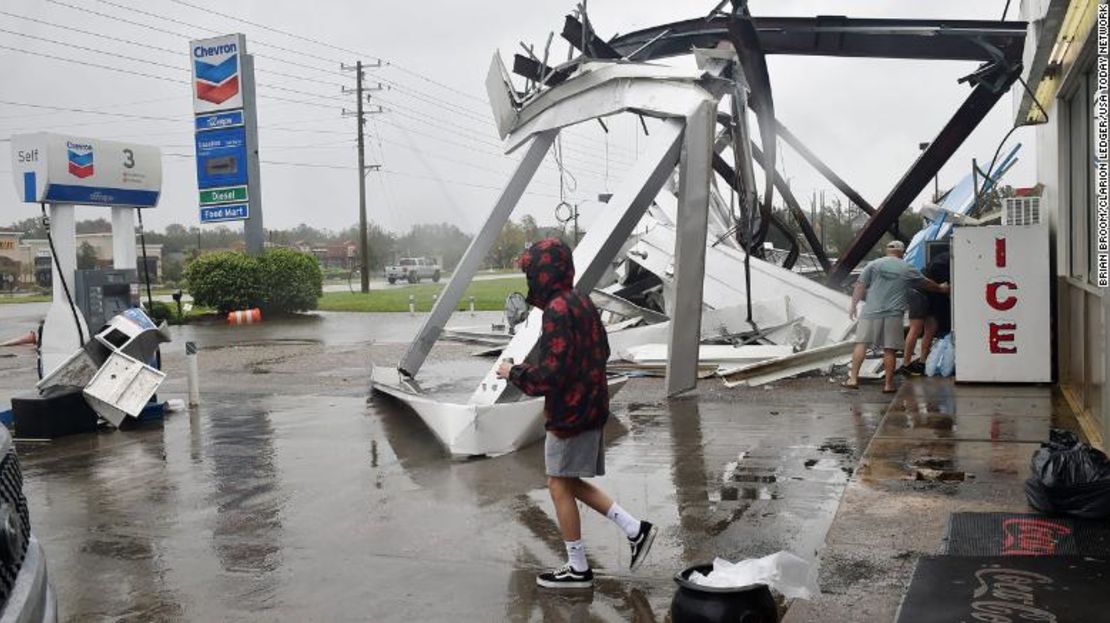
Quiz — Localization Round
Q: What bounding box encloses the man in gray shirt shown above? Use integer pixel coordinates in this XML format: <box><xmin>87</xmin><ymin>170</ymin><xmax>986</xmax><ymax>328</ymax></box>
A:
<box><xmin>843</xmin><ymin>240</ymin><xmax>949</xmax><ymax>392</ymax></box>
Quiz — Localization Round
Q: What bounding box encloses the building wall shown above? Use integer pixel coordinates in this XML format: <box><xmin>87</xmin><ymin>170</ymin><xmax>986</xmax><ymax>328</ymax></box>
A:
<box><xmin>1023</xmin><ymin>0</ymin><xmax>1107</xmax><ymax>445</ymax></box>
<box><xmin>1047</xmin><ymin>35</ymin><xmax>1106</xmax><ymax>444</ymax></box>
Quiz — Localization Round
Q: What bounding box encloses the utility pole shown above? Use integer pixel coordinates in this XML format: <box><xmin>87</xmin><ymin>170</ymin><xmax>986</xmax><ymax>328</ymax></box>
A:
<box><xmin>341</xmin><ymin>60</ymin><xmax>383</xmax><ymax>293</ymax></box>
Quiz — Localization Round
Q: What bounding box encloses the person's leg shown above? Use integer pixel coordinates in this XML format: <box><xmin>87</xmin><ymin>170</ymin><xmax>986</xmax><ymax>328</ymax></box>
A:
<box><xmin>549</xmin><ymin>476</ymin><xmax>582</xmax><ymax>541</ymax></box>
<box><xmin>882</xmin><ymin>348</ymin><xmax>897</xmax><ymax>391</ymax></box>
<box><xmin>570</xmin><ymin>479</ymin><xmax>644</xmax><ymax>539</ymax></box>
<box><xmin>846</xmin><ymin>341</ymin><xmax>867</xmax><ymax>386</ymax></box>
<box><xmin>570</xmin><ymin>479</ymin><xmax>612</xmax><ymax>515</ymax></box>
<box><xmin>903</xmin><ymin>318</ymin><xmax>923</xmax><ymax>367</ymax></box>
<box><xmin>549</xmin><ymin>476</ymin><xmax>590</xmax><ymax>574</ymax></box>
<box><xmin>921</xmin><ymin>316</ymin><xmax>939</xmax><ymax>364</ymax></box>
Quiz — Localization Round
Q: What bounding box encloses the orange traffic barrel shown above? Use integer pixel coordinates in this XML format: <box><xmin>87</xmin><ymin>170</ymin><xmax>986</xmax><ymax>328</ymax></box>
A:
<box><xmin>227</xmin><ymin>308</ymin><xmax>262</xmax><ymax>325</ymax></box>
<box><xmin>0</xmin><ymin>331</ymin><xmax>36</xmax><ymax>347</ymax></box>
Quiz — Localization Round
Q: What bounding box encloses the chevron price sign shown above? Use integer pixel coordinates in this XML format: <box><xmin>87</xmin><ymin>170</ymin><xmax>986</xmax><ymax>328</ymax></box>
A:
<box><xmin>189</xmin><ymin>34</ymin><xmax>263</xmax><ymax>243</ymax></box>
<box><xmin>190</xmin><ymin>34</ymin><xmax>245</xmax><ymax>114</ymax></box>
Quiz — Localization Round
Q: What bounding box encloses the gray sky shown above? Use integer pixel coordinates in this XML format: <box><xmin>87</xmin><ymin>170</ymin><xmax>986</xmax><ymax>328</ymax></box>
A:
<box><xmin>0</xmin><ymin>0</ymin><xmax>1034</xmax><ymax>236</ymax></box>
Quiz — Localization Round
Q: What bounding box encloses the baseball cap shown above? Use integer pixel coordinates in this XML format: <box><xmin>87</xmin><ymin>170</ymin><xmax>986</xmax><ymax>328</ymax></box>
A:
<box><xmin>886</xmin><ymin>240</ymin><xmax>905</xmax><ymax>251</ymax></box>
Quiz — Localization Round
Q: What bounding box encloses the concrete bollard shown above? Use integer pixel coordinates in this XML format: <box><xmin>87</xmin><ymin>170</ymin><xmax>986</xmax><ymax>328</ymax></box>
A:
<box><xmin>408</xmin><ymin>295</ymin><xmax>415</xmax><ymax>315</ymax></box>
<box><xmin>186</xmin><ymin>341</ymin><xmax>200</xmax><ymax>407</ymax></box>
<box><xmin>469</xmin><ymin>296</ymin><xmax>475</xmax><ymax>315</ymax></box>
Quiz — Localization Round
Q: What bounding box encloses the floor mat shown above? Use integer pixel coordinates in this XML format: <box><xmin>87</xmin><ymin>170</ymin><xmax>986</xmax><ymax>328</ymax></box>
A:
<box><xmin>941</xmin><ymin>512</ymin><xmax>1110</xmax><ymax>556</ymax></box>
<box><xmin>896</xmin><ymin>555</ymin><xmax>1110</xmax><ymax>623</ymax></box>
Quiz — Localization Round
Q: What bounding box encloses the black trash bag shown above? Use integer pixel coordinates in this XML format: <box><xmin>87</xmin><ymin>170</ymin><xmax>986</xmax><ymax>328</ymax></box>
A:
<box><xmin>1025</xmin><ymin>428</ymin><xmax>1110</xmax><ymax>519</ymax></box>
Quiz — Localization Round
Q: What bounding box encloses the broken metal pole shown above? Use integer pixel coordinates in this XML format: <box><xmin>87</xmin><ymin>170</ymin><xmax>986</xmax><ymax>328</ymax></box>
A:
<box><xmin>470</xmin><ymin>118</ymin><xmax>688</xmax><ymax>406</ymax></box>
<box><xmin>749</xmin><ymin>143</ymin><xmax>832</xmax><ymax>273</ymax></box>
<box><xmin>711</xmin><ymin>153</ymin><xmax>800</xmax><ymax>265</ymax></box>
<box><xmin>666</xmin><ymin>100</ymin><xmax>714</xmax><ymax>397</ymax></box>
<box><xmin>561</xmin><ymin>14</ymin><xmax>621</xmax><ymax>59</ymax></box>
<box><xmin>727</xmin><ymin>11</ymin><xmax>776</xmax><ymax>251</ymax></box>
<box><xmin>774</xmin><ymin>122</ymin><xmax>907</xmax><ymax>244</ymax></box>
<box><xmin>776</xmin><ymin>122</ymin><xmax>875</xmax><ymax>215</ymax></box>
<box><xmin>828</xmin><ymin>63</ymin><xmax>1021</xmax><ymax>285</ymax></box>
<box><xmin>398</xmin><ymin>130</ymin><xmax>557</xmax><ymax>378</ymax></box>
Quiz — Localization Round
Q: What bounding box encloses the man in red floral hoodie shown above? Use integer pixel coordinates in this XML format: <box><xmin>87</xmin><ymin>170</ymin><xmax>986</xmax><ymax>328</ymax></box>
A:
<box><xmin>496</xmin><ymin>238</ymin><xmax>656</xmax><ymax>589</ymax></box>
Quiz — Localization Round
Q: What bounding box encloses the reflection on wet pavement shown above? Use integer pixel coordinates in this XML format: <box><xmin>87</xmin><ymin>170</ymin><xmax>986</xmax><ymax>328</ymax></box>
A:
<box><xmin>8</xmin><ymin>315</ymin><xmax>895</xmax><ymax>621</ymax></box>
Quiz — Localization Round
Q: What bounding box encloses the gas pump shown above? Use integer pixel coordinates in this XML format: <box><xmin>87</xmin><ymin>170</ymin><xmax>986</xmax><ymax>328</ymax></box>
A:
<box><xmin>10</xmin><ymin>132</ymin><xmax>162</xmax><ymax>377</ymax></box>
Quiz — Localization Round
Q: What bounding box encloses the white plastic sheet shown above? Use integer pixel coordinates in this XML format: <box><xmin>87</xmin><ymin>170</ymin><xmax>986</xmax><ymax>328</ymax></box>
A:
<box><xmin>688</xmin><ymin>551</ymin><xmax>819</xmax><ymax>599</ymax></box>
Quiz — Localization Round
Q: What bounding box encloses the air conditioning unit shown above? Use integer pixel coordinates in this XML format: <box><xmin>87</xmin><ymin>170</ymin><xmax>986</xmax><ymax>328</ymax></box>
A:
<box><xmin>1002</xmin><ymin>196</ymin><xmax>1041</xmax><ymax>226</ymax></box>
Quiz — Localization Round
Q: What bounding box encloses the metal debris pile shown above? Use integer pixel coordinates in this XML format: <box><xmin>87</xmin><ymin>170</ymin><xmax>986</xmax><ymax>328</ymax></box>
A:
<box><xmin>373</xmin><ymin>1</ymin><xmax>1027</xmax><ymax>457</ymax></box>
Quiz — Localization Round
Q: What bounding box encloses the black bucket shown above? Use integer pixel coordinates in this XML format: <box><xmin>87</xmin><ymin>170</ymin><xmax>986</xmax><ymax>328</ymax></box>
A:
<box><xmin>671</xmin><ymin>564</ymin><xmax>778</xmax><ymax>623</ymax></box>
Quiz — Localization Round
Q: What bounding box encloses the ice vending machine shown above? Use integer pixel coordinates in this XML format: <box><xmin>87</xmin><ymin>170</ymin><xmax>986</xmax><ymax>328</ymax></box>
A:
<box><xmin>951</xmin><ymin>223</ymin><xmax>1051</xmax><ymax>382</ymax></box>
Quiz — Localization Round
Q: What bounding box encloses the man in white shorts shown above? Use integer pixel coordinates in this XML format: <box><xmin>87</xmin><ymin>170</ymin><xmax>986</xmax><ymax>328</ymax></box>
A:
<box><xmin>844</xmin><ymin>240</ymin><xmax>949</xmax><ymax>393</ymax></box>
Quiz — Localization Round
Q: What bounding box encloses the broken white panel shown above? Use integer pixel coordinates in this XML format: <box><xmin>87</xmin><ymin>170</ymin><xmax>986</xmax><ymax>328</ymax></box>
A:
<box><xmin>372</xmin><ymin>366</ymin><xmax>627</xmax><ymax>458</ymax></box>
<box><xmin>82</xmin><ymin>351</ymin><xmax>165</xmax><ymax>427</ymax></box>
<box><xmin>719</xmin><ymin>340</ymin><xmax>856</xmax><ymax>388</ymax></box>
<box><xmin>629</xmin><ymin>221</ymin><xmax>855</xmax><ymax>348</ymax></box>
<box><xmin>622</xmin><ymin>344</ymin><xmax>792</xmax><ymax>366</ymax></box>
<box><xmin>605</xmin><ymin>301</ymin><xmax>797</xmax><ymax>361</ymax></box>
<box><xmin>470</xmin><ymin>118</ymin><xmax>689</xmax><ymax>407</ymax></box>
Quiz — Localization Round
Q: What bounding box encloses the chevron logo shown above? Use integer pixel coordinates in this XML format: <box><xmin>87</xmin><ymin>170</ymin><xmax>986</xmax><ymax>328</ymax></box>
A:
<box><xmin>66</xmin><ymin>144</ymin><xmax>94</xmax><ymax>179</ymax></box>
<box><xmin>194</xmin><ymin>55</ymin><xmax>240</xmax><ymax>104</ymax></box>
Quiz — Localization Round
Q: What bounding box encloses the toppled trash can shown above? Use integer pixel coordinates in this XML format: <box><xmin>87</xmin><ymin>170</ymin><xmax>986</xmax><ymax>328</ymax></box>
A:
<box><xmin>672</xmin><ymin>552</ymin><xmax>817</xmax><ymax>622</ymax></box>
<box><xmin>1025</xmin><ymin>429</ymin><xmax>1110</xmax><ymax>519</ymax></box>
<box><xmin>672</xmin><ymin>565</ymin><xmax>777</xmax><ymax>623</ymax></box>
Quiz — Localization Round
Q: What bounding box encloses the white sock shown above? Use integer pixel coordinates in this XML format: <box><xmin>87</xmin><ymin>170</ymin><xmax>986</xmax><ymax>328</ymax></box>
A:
<box><xmin>606</xmin><ymin>503</ymin><xmax>642</xmax><ymax>538</ymax></box>
<box><xmin>565</xmin><ymin>539</ymin><xmax>588</xmax><ymax>572</ymax></box>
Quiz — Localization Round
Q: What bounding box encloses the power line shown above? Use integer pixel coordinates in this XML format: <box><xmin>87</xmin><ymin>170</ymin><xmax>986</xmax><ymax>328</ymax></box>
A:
<box><xmin>0</xmin><ymin>100</ymin><xmax>187</xmax><ymax>123</ymax></box>
<box><xmin>3</xmin><ymin>15</ymin><xmax>617</xmax><ymax>199</ymax></box>
<box><xmin>0</xmin><ymin>12</ymin><xmax>623</xmax><ymax>168</ymax></box>
<box><xmin>150</xmin><ymin>0</ymin><xmax>629</xmax><ymax>156</ymax></box>
<box><xmin>0</xmin><ymin>10</ymin><xmax>352</xmax><ymax>90</ymax></box>
<box><xmin>0</xmin><ymin>44</ymin><xmax>186</xmax><ymax>84</ymax></box>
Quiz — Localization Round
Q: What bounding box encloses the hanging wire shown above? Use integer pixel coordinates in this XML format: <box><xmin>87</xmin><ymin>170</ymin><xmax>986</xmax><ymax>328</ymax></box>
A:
<box><xmin>604</xmin><ymin>131</ymin><xmax>610</xmax><ymax>191</ymax></box>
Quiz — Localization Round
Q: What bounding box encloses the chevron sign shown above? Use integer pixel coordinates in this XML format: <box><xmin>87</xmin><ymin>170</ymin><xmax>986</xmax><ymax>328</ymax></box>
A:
<box><xmin>190</xmin><ymin>34</ymin><xmax>245</xmax><ymax>113</ymax></box>
<box><xmin>66</xmin><ymin>141</ymin><xmax>94</xmax><ymax>179</ymax></box>
<box><xmin>195</xmin><ymin>55</ymin><xmax>239</xmax><ymax>104</ymax></box>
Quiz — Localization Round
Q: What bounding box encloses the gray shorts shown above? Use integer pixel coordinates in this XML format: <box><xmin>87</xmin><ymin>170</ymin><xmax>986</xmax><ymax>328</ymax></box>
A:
<box><xmin>856</xmin><ymin>315</ymin><xmax>904</xmax><ymax>350</ymax></box>
<box><xmin>545</xmin><ymin>428</ymin><xmax>605</xmax><ymax>478</ymax></box>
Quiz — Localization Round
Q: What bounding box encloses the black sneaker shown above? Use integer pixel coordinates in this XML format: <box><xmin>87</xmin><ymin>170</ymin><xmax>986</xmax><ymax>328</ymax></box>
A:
<box><xmin>628</xmin><ymin>521</ymin><xmax>658</xmax><ymax>571</ymax></box>
<box><xmin>536</xmin><ymin>564</ymin><xmax>593</xmax><ymax>589</ymax></box>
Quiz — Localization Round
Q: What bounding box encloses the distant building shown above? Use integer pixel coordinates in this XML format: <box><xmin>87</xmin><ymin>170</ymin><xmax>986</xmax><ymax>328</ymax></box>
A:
<box><xmin>0</xmin><ymin>232</ymin><xmax>163</xmax><ymax>286</ymax></box>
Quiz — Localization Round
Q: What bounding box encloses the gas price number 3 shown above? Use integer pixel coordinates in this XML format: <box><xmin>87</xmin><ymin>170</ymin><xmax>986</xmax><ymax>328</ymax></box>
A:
<box><xmin>122</xmin><ymin>148</ymin><xmax>135</xmax><ymax>169</ymax></box>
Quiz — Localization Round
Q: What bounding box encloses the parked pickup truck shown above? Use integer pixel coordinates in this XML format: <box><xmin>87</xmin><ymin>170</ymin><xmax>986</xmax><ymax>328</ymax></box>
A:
<box><xmin>385</xmin><ymin>258</ymin><xmax>441</xmax><ymax>284</ymax></box>
<box><xmin>0</xmin><ymin>425</ymin><xmax>57</xmax><ymax>622</ymax></box>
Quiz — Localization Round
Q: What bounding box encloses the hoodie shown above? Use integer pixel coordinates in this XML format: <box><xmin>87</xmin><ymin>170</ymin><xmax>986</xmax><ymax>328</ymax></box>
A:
<box><xmin>508</xmin><ymin>238</ymin><xmax>610</xmax><ymax>437</ymax></box>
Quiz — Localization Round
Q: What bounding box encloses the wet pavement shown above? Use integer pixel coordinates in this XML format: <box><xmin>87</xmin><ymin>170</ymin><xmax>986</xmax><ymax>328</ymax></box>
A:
<box><xmin>0</xmin><ymin>311</ymin><xmax>900</xmax><ymax>621</ymax></box>
<box><xmin>783</xmin><ymin>379</ymin><xmax>1079</xmax><ymax>623</ymax></box>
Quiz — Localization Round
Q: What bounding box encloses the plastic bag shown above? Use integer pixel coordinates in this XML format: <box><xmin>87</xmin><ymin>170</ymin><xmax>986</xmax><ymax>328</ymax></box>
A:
<box><xmin>688</xmin><ymin>551</ymin><xmax>819</xmax><ymax>600</ymax></box>
<box><xmin>926</xmin><ymin>334</ymin><xmax>955</xmax><ymax>377</ymax></box>
<box><xmin>1025</xmin><ymin>428</ymin><xmax>1110</xmax><ymax>519</ymax></box>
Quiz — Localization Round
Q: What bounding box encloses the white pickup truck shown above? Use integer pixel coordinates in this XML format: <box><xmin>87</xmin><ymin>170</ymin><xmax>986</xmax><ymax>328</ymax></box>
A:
<box><xmin>385</xmin><ymin>257</ymin><xmax>441</xmax><ymax>284</ymax></box>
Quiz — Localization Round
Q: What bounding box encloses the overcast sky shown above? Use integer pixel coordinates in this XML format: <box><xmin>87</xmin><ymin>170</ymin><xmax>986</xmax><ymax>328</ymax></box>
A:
<box><xmin>0</xmin><ymin>0</ymin><xmax>1034</xmax><ymax>236</ymax></box>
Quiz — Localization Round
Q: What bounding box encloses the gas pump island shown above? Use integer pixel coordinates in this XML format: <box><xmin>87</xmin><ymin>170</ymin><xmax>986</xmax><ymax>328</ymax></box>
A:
<box><xmin>10</xmin><ymin>132</ymin><xmax>162</xmax><ymax>377</ymax></box>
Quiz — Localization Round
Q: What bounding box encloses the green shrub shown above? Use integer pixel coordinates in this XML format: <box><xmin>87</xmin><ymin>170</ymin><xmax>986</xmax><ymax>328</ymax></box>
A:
<box><xmin>259</xmin><ymin>247</ymin><xmax>322</xmax><ymax>313</ymax></box>
<box><xmin>184</xmin><ymin>251</ymin><xmax>263</xmax><ymax>313</ymax></box>
<box><xmin>184</xmin><ymin>249</ymin><xmax>321</xmax><ymax>315</ymax></box>
<box><xmin>143</xmin><ymin>300</ymin><xmax>177</xmax><ymax>325</ymax></box>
